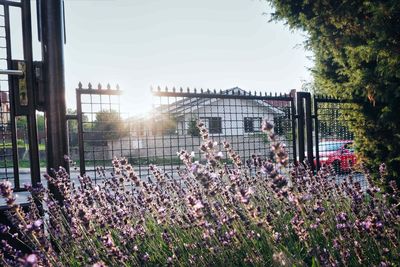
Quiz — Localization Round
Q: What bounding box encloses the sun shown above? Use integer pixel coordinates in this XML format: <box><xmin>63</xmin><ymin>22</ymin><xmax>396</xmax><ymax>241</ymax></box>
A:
<box><xmin>119</xmin><ymin>89</ymin><xmax>154</xmax><ymax>119</ymax></box>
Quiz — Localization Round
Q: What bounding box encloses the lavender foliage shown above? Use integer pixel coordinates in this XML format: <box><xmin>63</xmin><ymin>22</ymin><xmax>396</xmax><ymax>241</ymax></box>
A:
<box><xmin>0</xmin><ymin>120</ymin><xmax>399</xmax><ymax>266</ymax></box>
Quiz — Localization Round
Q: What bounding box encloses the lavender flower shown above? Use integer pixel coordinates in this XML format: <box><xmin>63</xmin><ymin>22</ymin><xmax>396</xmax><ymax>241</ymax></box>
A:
<box><xmin>0</xmin><ymin>123</ymin><xmax>398</xmax><ymax>266</ymax></box>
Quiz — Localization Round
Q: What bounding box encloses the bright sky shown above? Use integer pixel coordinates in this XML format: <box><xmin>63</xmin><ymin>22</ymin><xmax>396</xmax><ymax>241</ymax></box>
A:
<box><xmin>37</xmin><ymin>0</ymin><xmax>313</xmax><ymax>115</ymax></box>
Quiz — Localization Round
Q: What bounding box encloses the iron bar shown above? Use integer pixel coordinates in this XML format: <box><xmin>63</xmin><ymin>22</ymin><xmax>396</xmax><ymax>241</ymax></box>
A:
<box><xmin>22</xmin><ymin>0</ymin><xmax>41</xmax><ymax>187</ymax></box>
<box><xmin>0</xmin><ymin>0</ymin><xmax>22</xmax><ymax>7</ymax></box>
<box><xmin>290</xmin><ymin>97</ymin><xmax>297</xmax><ymax>165</ymax></box>
<box><xmin>76</xmin><ymin>88</ymin><xmax>123</xmax><ymax>96</ymax></box>
<box><xmin>304</xmin><ymin>93</ymin><xmax>314</xmax><ymax>171</ymax></box>
<box><xmin>4</xmin><ymin>4</ymin><xmax>20</xmax><ymax>190</ymax></box>
<box><xmin>0</xmin><ymin>69</ymin><xmax>23</xmax><ymax>76</ymax></box>
<box><xmin>76</xmin><ymin>89</ymin><xmax>85</xmax><ymax>175</ymax></box>
<box><xmin>153</xmin><ymin>91</ymin><xmax>294</xmax><ymax>101</ymax></box>
<box><xmin>296</xmin><ymin>93</ymin><xmax>305</xmax><ymax>164</ymax></box>
<box><xmin>314</xmin><ymin>96</ymin><xmax>320</xmax><ymax>170</ymax></box>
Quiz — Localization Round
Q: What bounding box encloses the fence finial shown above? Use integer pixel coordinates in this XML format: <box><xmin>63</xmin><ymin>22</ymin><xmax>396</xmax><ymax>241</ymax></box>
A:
<box><xmin>97</xmin><ymin>83</ymin><xmax>102</xmax><ymax>90</ymax></box>
<box><xmin>107</xmin><ymin>83</ymin><xmax>111</xmax><ymax>90</ymax></box>
<box><xmin>213</xmin><ymin>89</ymin><xmax>216</xmax><ymax>94</ymax></box>
<box><xmin>165</xmin><ymin>86</ymin><xmax>168</xmax><ymax>92</ymax></box>
<box><xmin>116</xmin><ymin>84</ymin><xmax>120</xmax><ymax>90</ymax></box>
<box><xmin>187</xmin><ymin>87</ymin><xmax>190</xmax><ymax>93</ymax></box>
<box><xmin>200</xmin><ymin>88</ymin><xmax>203</xmax><ymax>93</ymax></box>
<box><xmin>88</xmin><ymin>82</ymin><xmax>92</xmax><ymax>89</ymax></box>
<box><xmin>172</xmin><ymin>86</ymin><xmax>176</xmax><ymax>92</ymax></box>
<box><xmin>207</xmin><ymin>88</ymin><xmax>210</xmax><ymax>93</ymax></box>
<box><xmin>180</xmin><ymin>87</ymin><xmax>183</xmax><ymax>93</ymax></box>
<box><xmin>157</xmin><ymin>86</ymin><xmax>161</xmax><ymax>92</ymax></box>
<box><xmin>78</xmin><ymin>81</ymin><xmax>82</xmax><ymax>89</ymax></box>
<box><xmin>194</xmin><ymin>88</ymin><xmax>197</xmax><ymax>93</ymax></box>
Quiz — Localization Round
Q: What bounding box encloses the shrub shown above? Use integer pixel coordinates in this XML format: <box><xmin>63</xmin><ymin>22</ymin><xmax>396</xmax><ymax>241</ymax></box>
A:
<box><xmin>265</xmin><ymin>0</ymin><xmax>400</xmax><ymax>187</ymax></box>
<box><xmin>0</xmin><ymin>121</ymin><xmax>399</xmax><ymax>266</ymax></box>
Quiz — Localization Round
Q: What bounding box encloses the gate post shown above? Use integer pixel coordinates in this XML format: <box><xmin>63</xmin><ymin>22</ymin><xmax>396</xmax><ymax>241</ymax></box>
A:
<box><xmin>40</xmin><ymin>0</ymin><xmax>69</xmax><ymax>201</ymax></box>
<box><xmin>314</xmin><ymin>96</ymin><xmax>320</xmax><ymax>170</ymax></box>
<box><xmin>76</xmin><ymin>86</ymin><xmax>85</xmax><ymax>176</ymax></box>
<box><xmin>296</xmin><ymin>92</ymin><xmax>314</xmax><ymax>170</ymax></box>
<box><xmin>21</xmin><ymin>0</ymin><xmax>41</xmax><ymax>188</ymax></box>
<box><xmin>296</xmin><ymin>92</ymin><xmax>305</xmax><ymax>164</ymax></box>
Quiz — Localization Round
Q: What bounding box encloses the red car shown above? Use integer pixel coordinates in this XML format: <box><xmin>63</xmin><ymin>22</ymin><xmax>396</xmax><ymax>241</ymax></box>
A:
<box><xmin>317</xmin><ymin>140</ymin><xmax>357</xmax><ymax>173</ymax></box>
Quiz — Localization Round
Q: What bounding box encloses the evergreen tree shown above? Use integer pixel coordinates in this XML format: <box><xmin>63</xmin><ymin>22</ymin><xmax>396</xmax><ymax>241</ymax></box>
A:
<box><xmin>266</xmin><ymin>0</ymin><xmax>400</xmax><ymax>186</ymax></box>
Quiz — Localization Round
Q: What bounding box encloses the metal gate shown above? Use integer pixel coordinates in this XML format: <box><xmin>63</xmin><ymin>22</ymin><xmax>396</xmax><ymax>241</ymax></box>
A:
<box><xmin>73</xmin><ymin>82</ymin><xmax>122</xmax><ymax>179</ymax></box>
<box><xmin>73</xmin><ymin>84</ymin><xmax>362</xmax><ymax>181</ymax></box>
<box><xmin>0</xmin><ymin>0</ymin><xmax>41</xmax><ymax>192</ymax></box>
<box><xmin>295</xmin><ymin>93</ymin><xmax>360</xmax><ymax>172</ymax></box>
<box><xmin>313</xmin><ymin>96</ymin><xmax>359</xmax><ymax>170</ymax></box>
<box><xmin>73</xmin><ymin>85</ymin><xmax>297</xmax><ymax>181</ymax></box>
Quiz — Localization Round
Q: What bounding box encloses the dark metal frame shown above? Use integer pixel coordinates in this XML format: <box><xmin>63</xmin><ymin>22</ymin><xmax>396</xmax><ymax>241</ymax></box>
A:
<box><xmin>76</xmin><ymin>83</ymin><xmax>122</xmax><ymax>176</ymax></box>
<box><xmin>40</xmin><ymin>0</ymin><xmax>69</xmax><ymax>185</ymax></box>
<box><xmin>153</xmin><ymin>88</ymin><xmax>297</xmax><ymax>164</ymax></box>
<box><xmin>0</xmin><ymin>0</ymin><xmax>41</xmax><ymax>192</ymax></box>
<box><xmin>313</xmin><ymin>95</ymin><xmax>359</xmax><ymax>171</ymax></box>
<box><xmin>74</xmin><ymin>86</ymin><xmax>297</xmax><ymax>181</ymax></box>
<box><xmin>296</xmin><ymin>92</ymin><xmax>314</xmax><ymax>170</ymax></box>
<box><xmin>71</xmin><ymin>86</ymin><xmax>364</xmax><ymax>186</ymax></box>
<box><xmin>0</xmin><ymin>0</ymin><xmax>67</xmax><ymax>196</ymax></box>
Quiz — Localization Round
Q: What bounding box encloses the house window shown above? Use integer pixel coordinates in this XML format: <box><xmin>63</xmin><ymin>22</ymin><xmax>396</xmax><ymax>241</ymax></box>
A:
<box><xmin>244</xmin><ymin>117</ymin><xmax>262</xmax><ymax>133</ymax></box>
<box><xmin>200</xmin><ymin>117</ymin><xmax>222</xmax><ymax>134</ymax></box>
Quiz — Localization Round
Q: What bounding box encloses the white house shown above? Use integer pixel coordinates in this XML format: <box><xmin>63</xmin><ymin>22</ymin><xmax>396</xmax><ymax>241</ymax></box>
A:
<box><xmin>159</xmin><ymin>87</ymin><xmax>284</xmax><ymax>136</ymax></box>
<box><xmin>105</xmin><ymin>87</ymin><xmax>289</xmax><ymax>161</ymax></box>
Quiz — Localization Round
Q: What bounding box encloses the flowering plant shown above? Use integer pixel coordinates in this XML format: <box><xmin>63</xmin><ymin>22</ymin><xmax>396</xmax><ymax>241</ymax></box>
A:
<box><xmin>1</xmin><ymin>120</ymin><xmax>399</xmax><ymax>266</ymax></box>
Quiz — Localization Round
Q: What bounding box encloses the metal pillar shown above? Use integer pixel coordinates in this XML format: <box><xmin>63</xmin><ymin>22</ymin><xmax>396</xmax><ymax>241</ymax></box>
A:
<box><xmin>296</xmin><ymin>92</ymin><xmax>314</xmax><ymax>171</ymax></box>
<box><xmin>40</xmin><ymin>0</ymin><xmax>68</xmax><ymax>200</ymax></box>
<box><xmin>296</xmin><ymin>93</ymin><xmax>305</xmax><ymax>164</ymax></box>
<box><xmin>22</xmin><ymin>0</ymin><xmax>41</xmax><ymax>187</ymax></box>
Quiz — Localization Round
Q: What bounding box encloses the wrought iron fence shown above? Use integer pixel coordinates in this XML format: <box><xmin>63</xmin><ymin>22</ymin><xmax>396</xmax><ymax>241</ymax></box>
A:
<box><xmin>73</xmin><ymin>84</ymin><xmax>297</xmax><ymax>181</ymax></box>
<box><xmin>71</xmin><ymin>83</ymin><xmax>366</xmax><ymax>188</ymax></box>
<box><xmin>313</xmin><ymin>95</ymin><xmax>366</xmax><ymax>187</ymax></box>
<box><xmin>0</xmin><ymin>0</ymin><xmax>41</xmax><ymax>192</ymax></box>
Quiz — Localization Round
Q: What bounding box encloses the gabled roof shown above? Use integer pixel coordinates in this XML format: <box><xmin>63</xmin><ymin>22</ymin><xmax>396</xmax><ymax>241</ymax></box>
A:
<box><xmin>157</xmin><ymin>87</ymin><xmax>284</xmax><ymax>117</ymax></box>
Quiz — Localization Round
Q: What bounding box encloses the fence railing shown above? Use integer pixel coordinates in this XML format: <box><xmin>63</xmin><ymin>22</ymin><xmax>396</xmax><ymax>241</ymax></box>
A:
<box><xmin>70</xmin><ymin>83</ymin><xmax>365</xmax><ymax>188</ymax></box>
<box><xmin>71</xmin><ymin>85</ymin><xmax>297</xmax><ymax>181</ymax></box>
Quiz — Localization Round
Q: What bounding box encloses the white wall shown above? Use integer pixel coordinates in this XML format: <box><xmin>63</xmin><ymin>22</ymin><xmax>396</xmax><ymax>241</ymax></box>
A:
<box><xmin>177</xmin><ymin>98</ymin><xmax>277</xmax><ymax>136</ymax></box>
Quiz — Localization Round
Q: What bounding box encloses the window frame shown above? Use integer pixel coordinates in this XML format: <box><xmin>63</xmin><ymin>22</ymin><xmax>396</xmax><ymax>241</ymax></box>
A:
<box><xmin>244</xmin><ymin>117</ymin><xmax>262</xmax><ymax>133</ymax></box>
<box><xmin>200</xmin><ymin>117</ymin><xmax>222</xmax><ymax>134</ymax></box>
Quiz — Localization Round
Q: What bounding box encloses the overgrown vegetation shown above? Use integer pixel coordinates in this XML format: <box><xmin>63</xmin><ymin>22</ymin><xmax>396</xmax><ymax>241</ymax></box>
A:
<box><xmin>1</xmin><ymin>121</ymin><xmax>399</xmax><ymax>266</ymax></box>
<box><xmin>265</xmin><ymin>0</ymin><xmax>400</xmax><ymax>187</ymax></box>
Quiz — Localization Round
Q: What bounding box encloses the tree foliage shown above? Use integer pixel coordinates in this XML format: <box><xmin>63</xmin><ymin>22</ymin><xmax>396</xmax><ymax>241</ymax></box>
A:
<box><xmin>16</xmin><ymin>114</ymin><xmax>45</xmax><ymax>133</ymax></box>
<box><xmin>187</xmin><ymin>119</ymin><xmax>200</xmax><ymax>136</ymax></box>
<box><xmin>94</xmin><ymin>110</ymin><xmax>128</xmax><ymax>141</ymax></box>
<box><xmin>266</xmin><ymin>0</ymin><xmax>400</xmax><ymax>186</ymax></box>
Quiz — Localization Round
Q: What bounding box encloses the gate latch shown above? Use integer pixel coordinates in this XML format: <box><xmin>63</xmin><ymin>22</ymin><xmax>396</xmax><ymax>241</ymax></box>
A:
<box><xmin>17</xmin><ymin>61</ymin><xmax>28</xmax><ymax>106</ymax></box>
